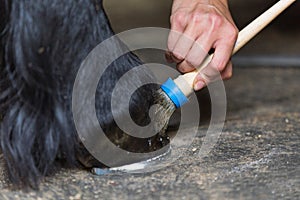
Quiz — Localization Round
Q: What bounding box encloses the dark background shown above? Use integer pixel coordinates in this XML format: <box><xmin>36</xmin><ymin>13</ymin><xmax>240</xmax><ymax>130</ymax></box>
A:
<box><xmin>104</xmin><ymin>0</ymin><xmax>300</xmax><ymax>57</ymax></box>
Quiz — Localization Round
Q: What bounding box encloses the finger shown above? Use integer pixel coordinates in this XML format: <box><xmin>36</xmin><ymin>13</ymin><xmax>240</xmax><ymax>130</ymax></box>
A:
<box><xmin>174</xmin><ymin>29</ymin><xmax>207</xmax><ymax>73</ymax></box>
<box><xmin>176</xmin><ymin>60</ymin><xmax>195</xmax><ymax>73</ymax></box>
<box><xmin>170</xmin><ymin>52</ymin><xmax>184</xmax><ymax>63</ymax></box>
<box><xmin>171</xmin><ymin>22</ymin><xmax>202</xmax><ymax>62</ymax></box>
<box><xmin>193</xmin><ymin>60</ymin><xmax>233</xmax><ymax>91</ymax></box>
<box><xmin>221</xmin><ymin>61</ymin><xmax>233</xmax><ymax>80</ymax></box>
<box><xmin>165</xmin><ymin>51</ymin><xmax>174</xmax><ymax>63</ymax></box>
<box><xmin>168</xmin><ymin>30</ymin><xmax>182</xmax><ymax>52</ymax></box>
<box><xmin>210</xmin><ymin>39</ymin><xmax>235</xmax><ymax>72</ymax></box>
<box><xmin>193</xmin><ymin>61</ymin><xmax>221</xmax><ymax>91</ymax></box>
<box><xmin>168</xmin><ymin>30</ymin><xmax>185</xmax><ymax>63</ymax></box>
<box><xmin>177</xmin><ymin>31</ymin><xmax>214</xmax><ymax>73</ymax></box>
<box><xmin>194</xmin><ymin>79</ymin><xmax>206</xmax><ymax>91</ymax></box>
<box><xmin>184</xmin><ymin>35</ymin><xmax>213</xmax><ymax>69</ymax></box>
<box><xmin>171</xmin><ymin>36</ymin><xmax>193</xmax><ymax>63</ymax></box>
<box><xmin>168</xmin><ymin>13</ymin><xmax>187</xmax><ymax>51</ymax></box>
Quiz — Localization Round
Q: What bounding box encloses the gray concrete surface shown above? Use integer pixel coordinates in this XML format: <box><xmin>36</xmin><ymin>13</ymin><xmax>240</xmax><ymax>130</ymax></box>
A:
<box><xmin>0</xmin><ymin>68</ymin><xmax>299</xmax><ymax>199</ymax></box>
<box><xmin>0</xmin><ymin>1</ymin><xmax>299</xmax><ymax>199</ymax></box>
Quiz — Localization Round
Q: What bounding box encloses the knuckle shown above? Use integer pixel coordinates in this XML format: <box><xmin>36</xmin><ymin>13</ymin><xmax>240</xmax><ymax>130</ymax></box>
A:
<box><xmin>190</xmin><ymin>12</ymin><xmax>203</xmax><ymax>24</ymax></box>
<box><xmin>210</xmin><ymin>13</ymin><xmax>223</xmax><ymax>28</ymax></box>
<box><xmin>227</xmin><ymin>25</ymin><xmax>239</xmax><ymax>41</ymax></box>
<box><xmin>214</xmin><ymin>61</ymin><xmax>227</xmax><ymax>72</ymax></box>
<box><xmin>218</xmin><ymin>64</ymin><xmax>226</xmax><ymax>72</ymax></box>
<box><xmin>170</xmin><ymin>12</ymin><xmax>186</xmax><ymax>27</ymax></box>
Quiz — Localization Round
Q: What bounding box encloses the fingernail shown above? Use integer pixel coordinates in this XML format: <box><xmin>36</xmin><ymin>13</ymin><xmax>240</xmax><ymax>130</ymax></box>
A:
<box><xmin>194</xmin><ymin>81</ymin><xmax>205</xmax><ymax>91</ymax></box>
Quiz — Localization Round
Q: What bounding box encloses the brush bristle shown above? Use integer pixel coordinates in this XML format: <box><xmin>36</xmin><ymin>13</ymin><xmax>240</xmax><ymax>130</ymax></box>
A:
<box><xmin>153</xmin><ymin>88</ymin><xmax>176</xmax><ymax>135</ymax></box>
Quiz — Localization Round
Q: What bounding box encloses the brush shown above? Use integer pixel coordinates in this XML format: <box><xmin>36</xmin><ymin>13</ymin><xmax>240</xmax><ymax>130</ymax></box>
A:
<box><xmin>154</xmin><ymin>0</ymin><xmax>297</xmax><ymax>134</ymax></box>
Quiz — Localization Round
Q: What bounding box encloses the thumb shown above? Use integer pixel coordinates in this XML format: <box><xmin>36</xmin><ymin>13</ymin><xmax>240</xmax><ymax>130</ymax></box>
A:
<box><xmin>193</xmin><ymin>62</ymin><xmax>222</xmax><ymax>91</ymax></box>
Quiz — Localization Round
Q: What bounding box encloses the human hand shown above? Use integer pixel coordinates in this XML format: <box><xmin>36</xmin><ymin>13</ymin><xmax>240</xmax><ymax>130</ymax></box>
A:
<box><xmin>166</xmin><ymin>0</ymin><xmax>238</xmax><ymax>90</ymax></box>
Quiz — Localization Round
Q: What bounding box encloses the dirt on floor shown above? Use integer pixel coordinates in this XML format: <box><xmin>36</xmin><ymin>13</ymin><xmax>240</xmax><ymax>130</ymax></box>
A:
<box><xmin>0</xmin><ymin>68</ymin><xmax>299</xmax><ymax>200</ymax></box>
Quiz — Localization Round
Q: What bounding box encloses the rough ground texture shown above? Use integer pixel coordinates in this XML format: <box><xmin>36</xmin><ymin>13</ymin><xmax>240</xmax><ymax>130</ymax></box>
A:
<box><xmin>0</xmin><ymin>68</ymin><xmax>299</xmax><ymax>199</ymax></box>
<box><xmin>1</xmin><ymin>0</ymin><xmax>299</xmax><ymax>199</ymax></box>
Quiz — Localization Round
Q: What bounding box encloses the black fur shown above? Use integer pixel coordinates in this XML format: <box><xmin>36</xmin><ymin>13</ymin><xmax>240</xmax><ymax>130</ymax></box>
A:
<box><xmin>0</xmin><ymin>0</ymin><xmax>168</xmax><ymax>188</ymax></box>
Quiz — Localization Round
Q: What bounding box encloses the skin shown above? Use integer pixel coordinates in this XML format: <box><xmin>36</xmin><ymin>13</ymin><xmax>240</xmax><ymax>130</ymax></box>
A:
<box><xmin>166</xmin><ymin>0</ymin><xmax>238</xmax><ymax>90</ymax></box>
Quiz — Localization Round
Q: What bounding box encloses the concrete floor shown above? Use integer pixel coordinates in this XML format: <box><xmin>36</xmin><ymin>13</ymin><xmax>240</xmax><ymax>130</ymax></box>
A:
<box><xmin>0</xmin><ymin>0</ymin><xmax>299</xmax><ymax>199</ymax></box>
<box><xmin>0</xmin><ymin>68</ymin><xmax>299</xmax><ymax>199</ymax></box>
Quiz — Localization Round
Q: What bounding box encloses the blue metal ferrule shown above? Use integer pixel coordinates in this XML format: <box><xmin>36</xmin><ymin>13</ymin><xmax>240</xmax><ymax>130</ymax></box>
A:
<box><xmin>160</xmin><ymin>78</ymin><xmax>188</xmax><ymax>108</ymax></box>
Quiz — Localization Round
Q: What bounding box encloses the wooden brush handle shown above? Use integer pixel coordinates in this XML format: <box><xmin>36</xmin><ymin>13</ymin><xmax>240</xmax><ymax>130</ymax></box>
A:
<box><xmin>174</xmin><ymin>0</ymin><xmax>297</xmax><ymax>97</ymax></box>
